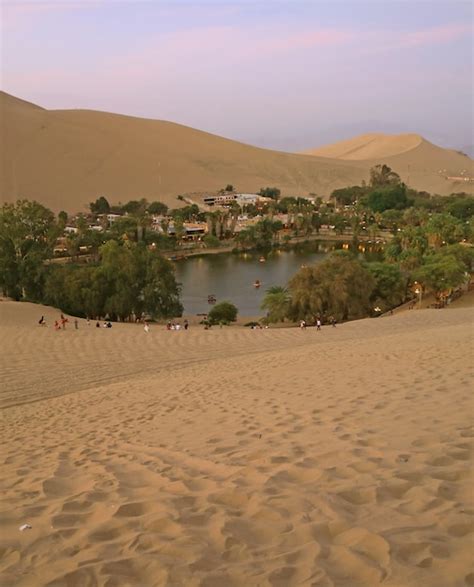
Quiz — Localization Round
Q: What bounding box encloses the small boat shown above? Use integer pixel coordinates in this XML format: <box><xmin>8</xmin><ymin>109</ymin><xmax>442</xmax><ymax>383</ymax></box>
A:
<box><xmin>253</xmin><ymin>280</ymin><xmax>261</xmax><ymax>288</ymax></box>
<box><xmin>259</xmin><ymin>256</ymin><xmax>266</xmax><ymax>263</ymax></box>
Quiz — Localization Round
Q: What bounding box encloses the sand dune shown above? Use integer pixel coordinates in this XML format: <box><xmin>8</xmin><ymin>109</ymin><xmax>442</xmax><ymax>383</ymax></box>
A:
<box><xmin>1</xmin><ymin>300</ymin><xmax>473</xmax><ymax>586</ymax></box>
<box><xmin>0</xmin><ymin>92</ymin><xmax>366</xmax><ymax>212</ymax></box>
<box><xmin>303</xmin><ymin>133</ymin><xmax>473</xmax><ymax>195</ymax></box>
<box><xmin>2</xmin><ymin>93</ymin><xmax>471</xmax><ymax>213</ymax></box>
<box><xmin>302</xmin><ymin>133</ymin><xmax>425</xmax><ymax>160</ymax></box>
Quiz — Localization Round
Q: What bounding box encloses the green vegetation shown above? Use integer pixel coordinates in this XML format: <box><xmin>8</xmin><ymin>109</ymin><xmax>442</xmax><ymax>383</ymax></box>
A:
<box><xmin>0</xmin><ymin>200</ymin><xmax>58</xmax><ymax>300</ymax></box>
<box><xmin>366</xmin><ymin>184</ymin><xmax>412</xmax><ymax>212</ymax></box>
<box><xmin>257</xmin><ymin>164</ymin><xmax>472</xmax><ymax>322</ymax></box>
<box><xmin>1</xmin><ymin>162</ymin><xmax>472</xmax><ymax>323</ymax></box>
<box><xmin>258</xmin><ymin>187</ymin><xmax>281</xmax><ymax>200</ymax></box>
<box><xmin>147</xmin><ymin>201</ymin><xmax>169</xmax><ymax>215</ymax></box>
<box><xmin>0</xmin><ymin>200</ymin><xmax>182</xmax><ymax>320</ymax></box>
<box><xmin>369</xmin><ymin>164</ymin><xmax>402</xmax><ymax>187</ymax></box>
<box><xmin>202</xmin><ymin>234</ymin><xmax>220</xmax><ymax>248</ymax></box>
<box><xmin>90</xmin><ymin>196</ymin><xmax>111</xmax><ymax>214</ymax></box>
<box><xmin>261</xmin><ymin>286</ymin><xmax>291</xmax><ymax>323</ymax></box>
<box><xmin>208</xmin><ymin>301</ymin><xmax>238</xmax><ymax>325</ymax></box>
<box><xmin>288</xmin><ymin>252</ymin><xmax>375</xmax><ymax>322</ymax></box>
<box><xmin>43</xmin><ymin>241</ymin><xmax>182</xmax><ymax>320</ymax></box>
<box><xmin>235</xmin><ymin>218</ymin><xmax>283</xmax><ymax>249</ymax></box>
<box><xmin>413</xmin><ymin>246</ymin><xmax>472</xmax><ymax>298</ymax></box>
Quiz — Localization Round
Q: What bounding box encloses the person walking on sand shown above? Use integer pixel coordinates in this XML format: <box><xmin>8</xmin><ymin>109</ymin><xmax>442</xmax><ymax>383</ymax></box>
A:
<box><xmin>74</xmin><ymin>318</ymin><xmax>78</xmax><ymax>330</ymax></box>
<box><xmin>144</xmin><ymin>322</ymin><xmax>150</xmax><ymax>333</ymax></box>
<box><xmin>184</xmin><ymin>319</ymin><xmax>189</xmax><ymax>331</ymax></box>
<box><xmin>330</xmin><ymin>316</ymin><xmax>336</xmax><ymax>328</ymax></box>
<box><xmin>316</xmin><ymin>318</ymin><xmax>321</xmax><ymax>331</ymax></box>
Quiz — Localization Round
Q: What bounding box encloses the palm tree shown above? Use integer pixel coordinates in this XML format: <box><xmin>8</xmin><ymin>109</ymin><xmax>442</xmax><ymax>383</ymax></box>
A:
<box><xmin>261</xmin><ymin>286</ymin><xmax>291</xmax><ymax>323</ymax></box>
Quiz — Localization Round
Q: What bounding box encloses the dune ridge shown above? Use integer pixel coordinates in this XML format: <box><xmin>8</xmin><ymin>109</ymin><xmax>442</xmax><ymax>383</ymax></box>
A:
<box><xmin>303</xmin><ymin>132</ymin><xmax>473</xmax><ymax>196</ymax></box>
<box><xmin>0</xmin><ymin>92</ymin><xmax>365</xmax><ymax>212</ymax></box>
<box><xmin>1</xmin><ymin>301</ymin><xmax>473</xmax><ymax>586</ymax></box>
<box><xmin>1</xmin><ymin>92</ymin><xmax>472</xmax><ymax>212</ymax></box>
<box><xmin>302</xmin><ymin>133</ymin><xmax>425</xmax><ymax>160</ymax></box>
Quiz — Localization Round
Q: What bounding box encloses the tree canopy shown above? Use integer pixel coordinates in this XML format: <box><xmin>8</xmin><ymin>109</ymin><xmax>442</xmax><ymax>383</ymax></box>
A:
<box><xmin>367</xmin><ymin>184</ymin><xmax>412</xmax><ymax>213</ymax></box>
<box><xmin>44</xmin><ymin>241</ymin><xmax>182</xmax><ymax>320</ymax></box>
<box><xmin>261</xmin><ymin>286</ymin><xmax>291</xmax><ymax>323</ymax></box>
<box><xmin>0</xmin><ymin>200</ymin><xmax>58</xmax><ymax>300</ymax></box>
<box><xmin>90</xmin><ymin>196</ymin><xmax>110</xmax><ymax>215</ymax></box>
<box><xmin>369</xmin><ymin>164</ymin><xmax>402</xmax><ymax>188</ymax></box>
<box><xmin>258</xmin><ymin>187</ymin><xmax>281</xmax><ymax>200</ymax></box>
<box><xmin>147</xmin><ymin>201</ymin><xmax>169</xmax><ymax>215</ymax></box>
<box><xmin>288</xmin><ymin>252</ymin><xmax>375</xmax><ymax>322</ymax></box>
<box><xmin>208</xmin><ymin>301</ymin><xmax>238</xmax><ymax>324</ymax></box>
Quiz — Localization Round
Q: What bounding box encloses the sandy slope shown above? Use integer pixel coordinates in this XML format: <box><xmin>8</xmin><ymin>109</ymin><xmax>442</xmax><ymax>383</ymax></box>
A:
<box><xmin>2</xmin><ymin>93</ymin><xmax>471</xmax><ymax>213</ymax></box>
<box><xmin>302</xmin><ymin>133</ymin><xmax>425</xmax><ymax>160</ymax></box>
<box><xmin>303</xmin><ymin>133</ymin><xmax>473</xmax><ymax>196</ymax></box>
<box><xmin>1</xmin><ymin>301</ymin><xmax>473</xmax><ymax>587</ymax></box>
<box><xmin>0</xmin><ymin>92</ymin><xmax>365</xmax><ymax>212</ymax></box>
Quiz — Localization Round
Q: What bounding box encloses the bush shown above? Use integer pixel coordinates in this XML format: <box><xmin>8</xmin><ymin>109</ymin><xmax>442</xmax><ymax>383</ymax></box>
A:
<box><xmin>203</xmin><ymin>234</ymin><xmax>220</xmax><ymax>248</ymax></box>
<box><xmin>208</xmin><ymin>301</ymin><xmax>238</xmax><ymax>325</ymax></box>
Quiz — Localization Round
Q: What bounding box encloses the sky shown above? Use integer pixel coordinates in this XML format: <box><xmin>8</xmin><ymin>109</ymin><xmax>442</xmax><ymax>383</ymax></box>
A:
<box><xmin>1</xmin><ymin>0</ymin><xmax>473</xmax><ymax>151</ymax></box>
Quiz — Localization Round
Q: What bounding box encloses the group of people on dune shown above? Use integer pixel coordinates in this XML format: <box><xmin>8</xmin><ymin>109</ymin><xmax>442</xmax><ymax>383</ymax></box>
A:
<box><xmin>299</xmin><ymin>316</ymin><xmax>336</xmax><ymax>330</ymax></box>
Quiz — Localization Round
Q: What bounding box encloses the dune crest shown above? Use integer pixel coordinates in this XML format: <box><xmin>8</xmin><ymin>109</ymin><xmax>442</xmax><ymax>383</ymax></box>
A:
<box><xmin>0</xmin><ymin>91</ymin><xmax>365</xmax><ymax>211</ymax></box>
<box><xmin>1</xmin><ymin>92</ymin><xmax>472</xmax><ymax>212</ymax></box>
<box><xmin>302</xmin><ymin>133</ymin><xmax>425</xmax><ymax>160</ymax></box>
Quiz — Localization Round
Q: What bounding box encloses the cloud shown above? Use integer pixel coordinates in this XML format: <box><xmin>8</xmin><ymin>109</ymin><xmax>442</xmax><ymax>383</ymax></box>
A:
<box><xmin>397</xmin><ymin>23</ymin><xmax>472</xmax><ymax>48</ymax></box>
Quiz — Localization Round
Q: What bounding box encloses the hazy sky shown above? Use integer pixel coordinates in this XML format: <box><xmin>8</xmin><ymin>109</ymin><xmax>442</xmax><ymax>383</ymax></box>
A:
<box><xmin>1</xmin><ymin>0</ymin><xmax>473</xmax><ymax>150</ymax></box>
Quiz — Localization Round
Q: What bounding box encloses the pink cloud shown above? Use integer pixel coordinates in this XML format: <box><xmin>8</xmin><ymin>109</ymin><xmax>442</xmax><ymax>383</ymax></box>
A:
<box><xmin>399</xmin><ymin>23</ymin><xmax>472</xmax><ymax>48</ymax></box>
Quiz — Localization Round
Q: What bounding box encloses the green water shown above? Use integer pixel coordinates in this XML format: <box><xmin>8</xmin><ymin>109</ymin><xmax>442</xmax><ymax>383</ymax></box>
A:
<box><xmin>174</xmin><ymin>240</ymin><xmax>381</xmax><ymax>316</ymax></box>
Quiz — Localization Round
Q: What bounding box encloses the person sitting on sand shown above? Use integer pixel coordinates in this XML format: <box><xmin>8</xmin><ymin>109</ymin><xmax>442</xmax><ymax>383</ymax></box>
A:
<box><xmin>96</xmin><ymin>321</ymin><xmax>101</xmax><ymax>328</ymax></box>
<box><xmin>38</xmin><ymin>315</ymin><xmax>45</xmax><ymax>326</ymax></box>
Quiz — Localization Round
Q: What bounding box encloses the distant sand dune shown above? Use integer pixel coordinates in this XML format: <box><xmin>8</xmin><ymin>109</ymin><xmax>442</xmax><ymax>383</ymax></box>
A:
<box><xmin>1</xmin><ymin>300</ymin><xmax>473</xmax><ymax>586</ymax></box>
<box><xmin>1</xmin><ymin>92</ymin><xmax>472</xmax><ymax>213</ymax></box>
<box><xmin>0</xmin><ymin>92</ymin><xmax>366</xmax><ymax>212</ymax></box>
<box><xmin>302</xmin><ymin>133</ymin><xmax>425</xmax><ymax>160</ymax></box>
<box><xmin>303</xmin><ymin>132</ymin><xmax>473</xmax><ymax>196</ymax></box>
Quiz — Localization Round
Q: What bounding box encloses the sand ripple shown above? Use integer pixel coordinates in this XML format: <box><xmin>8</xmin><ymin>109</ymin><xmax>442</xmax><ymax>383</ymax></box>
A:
<box><xmin>1</xmin><ymin>302</ymin><xmax>473</xmax><ymax>586</ymax></box>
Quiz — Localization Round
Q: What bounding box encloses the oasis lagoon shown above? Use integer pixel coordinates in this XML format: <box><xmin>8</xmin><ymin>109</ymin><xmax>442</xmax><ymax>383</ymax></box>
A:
<box><xmin>174</xmin><ymin>241</ymin><xmax>380</xmax><ymax>317</ymax></box>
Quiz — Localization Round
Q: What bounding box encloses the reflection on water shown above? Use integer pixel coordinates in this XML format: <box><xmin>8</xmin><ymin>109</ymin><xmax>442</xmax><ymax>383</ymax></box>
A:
<box><xmin>175</xmin><ymin>241</ymin><xmax>383</xmax><ymax>316</ymax></box>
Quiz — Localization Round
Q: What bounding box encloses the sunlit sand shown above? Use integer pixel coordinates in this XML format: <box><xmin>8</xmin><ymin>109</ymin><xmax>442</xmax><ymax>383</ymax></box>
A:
<box><xmin>1</xmin><ymin>300</ymin><xmax>473</xmax><ymax>586</ymax></box>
